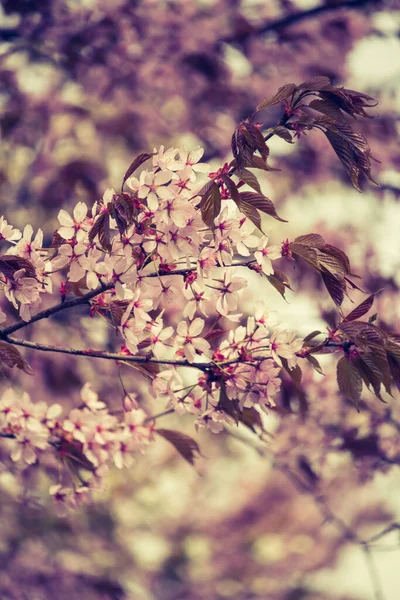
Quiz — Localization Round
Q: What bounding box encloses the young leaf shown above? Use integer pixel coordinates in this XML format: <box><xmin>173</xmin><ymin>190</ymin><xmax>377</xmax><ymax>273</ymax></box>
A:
<box><xmin>238</xmin><ymin>169</ymin><xmax>262</xmax><ymax>193</ymax></box>
<box><xmin>89</xmin><ymin>212</ymin><xmax>111</xmax><ymax>252</ymax></box>
<box><xmin>257</xmin><ymin>83</ymin><xmax>297</xmax><ymax>111</ymax></box>
<box><xmin>321</xmin><ymin>271</ymin><xmax>345</xmax><ymax>306</ymax></box>
<box><xmin>239</xmin><ymin>201</ymin><xmax>262</xmax><ymax>231</ymax></box>
<box><xmin>0</xmin><ymin>341</ymin><xmax>33</xmax><ymax>374</ymax></box>
<box><xmin>294</xmin><ymin>233</ymin><xmax>326</xmax><ymax>248</ymax></box>
<box><xmin>305</xmin><ymin>354</ymin><xmax>324</xmax><ymax>375</ymax></box>
<box><xmin>270</xmin><ymin>126</ymin><xmax>294</xmax><ymax>143</ymax></box>
<box><xmin>156</xmin><ymin>429</ymin><xmax>201</xmax><ymax>466</ymax></box>
<box><xmin>0</xmin><ymin>255</ymin><xmax>37</xmax><ymax>279</ymax></box>
<box><xmin>336</xmin><ymin>356</ymin><xmax>362</xmax><ymax>405</ymax></box>
<box><xmin>297</xmin><ymin>76</ymin><xmax>331</xmax><ymax>91</ymax></box>
<box><xmin>218</xmin><ymin>381</ymin><xmax>240</xmax><ymax>423</ymax></box>
<box><xmin>265</xmin><ymin>268</ymin><xmax>291</xmax><ymax>300</ymax></box>
<box><xmin>121</xmin><ymin>152</ymin><xmax>154</xmax><ymax>191</ymax></box>
<box><xmin>239</xmin><ymin>192</ymin><xmax>287</xmax><ymax>222</ymax></box>
<box><xmin>344</xmin><ymin>294</ymin><xmax>375</xmax><ymax>323</ymax></box>
<box><xmin>199</xmin><ymin>181</ymin><xmax>221</xmax><ymax>227</ymax></box>
<box><xmin>239</xmin><ymin>407</ymin><xmax>263</xmax><ymax>433</ymax></box>
<box><xmin>221</xmin><ymin>175</ymin><xmax>241</xmax><ymax>207</ymax></box>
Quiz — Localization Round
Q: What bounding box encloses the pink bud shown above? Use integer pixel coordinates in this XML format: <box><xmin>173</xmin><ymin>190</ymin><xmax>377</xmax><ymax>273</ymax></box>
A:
<box><xmin>123</xmin><ymin>394</ymin><xmax>138</xmax><ymax>412</ymax></box>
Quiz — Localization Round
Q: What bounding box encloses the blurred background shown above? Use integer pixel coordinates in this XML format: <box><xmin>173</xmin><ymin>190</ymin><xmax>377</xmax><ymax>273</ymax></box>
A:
<box><xmin>1</xmin><ymin>0</ymin><xmax>400</xmax><ymax>599</ymax></box>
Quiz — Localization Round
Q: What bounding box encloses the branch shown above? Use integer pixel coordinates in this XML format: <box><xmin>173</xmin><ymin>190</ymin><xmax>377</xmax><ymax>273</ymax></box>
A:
<box><xmin>0</xmin><ymin>281</ymin><xmax>114</xmax><ymax>338</ymax></box>
<box><xmin>221</xmin><ymin>0</ymin><xmax>377</xmax><ymax>45</ymax></box>
<box><xmin>4</xmin><ymin>336</ymin><xmax>212</xmax><ymax>371</ymax></box>
<box><xmin>0</xmin><ymin>261</ymin><xmax>256</xmax><ymax>339</ymax></box>
<box><xmin>275</xmin><ymin>462</ymin><xmax>387</xmax><ymax>600</ymax></box>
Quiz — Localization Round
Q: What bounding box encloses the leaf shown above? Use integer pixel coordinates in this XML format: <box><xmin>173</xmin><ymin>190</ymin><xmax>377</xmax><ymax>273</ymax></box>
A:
<box><xmin>247</xmin><ymin>155</ymin><xmax>279</xmax><ymax>172</ymax></box>
<box><xmin>239</xmin><ymin>201</ymin><xmax>262</xmax><ymax>231</ymax></box>
<box><xmin>322</xmin><ymin>244</ymin><xmax>351</xmax><ymax>275</ymax></box>
<box><xmin>232</xmin><ymin>122</ymin><xmax>270</xmax><ymax>170</ymax></box>
<box><xmin>231</xmin><ymin>125</ymin><xmax>252</xmax><ymax>170</ymax></box>
<box><xmin>303</xmin><ymin>330</ymin><xmax>322</xmax><ymax>344</ymax></box>
<box><xmin>294</xmin><ymin>233</ymin><xmax>326</xmax><ymax>248</ymax></box>
<box><xmin>239</xmin><ymin>407</ymin><xmax>263</xmax><ymax>433</ymax></box>
<box><xmin>218</xmin><ymin>381</ymin><xmax>240</xmax><ymax>424</ymax></box>
<box><xmin>112</xmin><ymin>193</ymin><xmax>135</xmax><ymax>235</ymax></box>
<box><xmin>297</xmin><ymin>76</ymin><xmax>331</xmax><ymax>91</ymax></box>
<box><xmin>58</xmin><ymin>439</ymin><xmax>96</xmax><ymax>472</ymax></box>
<box><xmin>344</xmin><ymin>294</ymin><xmax>375</xmax><ymax>323</ymax></box>
<box><xmin>281</xmin><ymin>357</ymin><xmax>302</xmax><ymax>388</ymax></box>
<box><xmin>305</xmin><ymin>354</ymin><xmax>324</xmax><ymax>375</ymax></box>
<box><xmin>289</xmin><ymin>243</ymin><xmax>320</xmax><ymax>271</ymax></box>
<box><xmin>317</xmin><ymin>250</ymin><xmax>347</xmax><ymax>278</ymax></box>
<box><xmin>89</xmin><ymin>212</ymin><xmax>111</xmax><ymax>252</ymax></box>
<box><xmin>0</xmin><ymin>341</ymin><xmax>33</xmax><ymax>374</ymax></box>
<box><xmin>339</xmin><ymin>321</ymin><xmax>386</xmax><ymax>346</ymax></box>
<box><xmin>308</xmin><ymin>98</ymin><xmax>346</xmax><ymax>122</ymax></box>
<box><xmin>257</xmin><ymin>83</ymin><xmax>297</xmax><ymax>111</ymax></box>
<box><xmin>387</xmin><ymin>352</ymin><xmax>400</xmax><ymax>391</ymax></box>
<box><xmin>156</xmin><ymin>429</ymin><xmax>201</xmax><ymax>466</ymax></box>
<box><xmin>336</xmin><ymin>356</ymin><xmax>362</xmax><ymax>405</ymax></box>
<box><xmin>221</xmin><ymin>175</ymin><xmax>241</xmax><ymax>207</ymax></box>
<box><xmin>266</xmin><ymin>268</ymin><xmax>291</xmax><ymax>300</ymax></box>
<box><xmin>271</xmin><ymin>126</ymin><xmax>294</xmax><ymax>143</ymax></box>
<box><xmin>0</xmin><ymin>255</ymin><xmax>37</xmax><ymax>279</ymax></box>
<box><xmin>121</xmin><ymin>152</ymin><xmax>154</xmax><ymax>191</ymax></box>
<box><xmin>199</xmin><ymin>181</ymin><xmax>221</xmax><ymax>227</ymax></box>
<box><xmin>238</xmin><ymin>169</ymin><xmax>262</xmax><ymax>193</ymax></box>
<box><xmin>353</xmin><ymin>356</ymin><xmax>384</xmax><ymax>400</ymax></box>
<box><xmin>239</xmin><ymin>192</ymin><xmax>287</xmax><ymax>222</ymax></box>
<box><xmin>321</xmin><ymin>271</ymin><xmax>345</xmax><ymax>306</ymax></box>
<box><xmin>121</xmin><ymin>360</ymin><xmax>160</xmax><ymax>379</ymax></box>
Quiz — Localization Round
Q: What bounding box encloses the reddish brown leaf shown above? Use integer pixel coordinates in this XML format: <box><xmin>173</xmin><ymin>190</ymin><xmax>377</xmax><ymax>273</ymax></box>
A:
<box><xmin>344</xmin><ymin>294</ymin><xmax>375</xmax><ymax>323</ymax></box>
<box><xmin>257</xmin><ymin>83</ymin><xmax>297</xmax><ymax>111</ymax></box>
<box><xmin>0</xmin><ymin>341</ymin><xmax>33</xmax><ymax>374</ymax></box>
<box><xmin>270</xmin><ymin>126</ymin><xmax>294</xmax><ymax>143</ymax></box>
<box><xmin>305</xmin><ymin>354</ymin><xmax>324</xmax><ymax>375</ymax></box>
<box><xmin>218</xmin><ymin>381</ymin><xmax>240</xmax><ymax>424</ymax></box>
<box><xmin>294</xmin><ymin>233</ymin><xmax>326</xmax><ymax>248</ymax></box>
<box><xmin>321</xmin><ymin>271</ymin><xmax>345</xmax><ymax>306</ymax></box>
<box><xmin>199</xmin><ymin>181</ymin><xmax>222</xmax><ymax>228</ymax></box>
<box><xmin>297</xmin><ymin>76</ymin><xmax>331</xmax><ymax>91</ymax></box>
<box><xmin>0</xmin><ymin>255</ymin><xmax>36</xmax><ymax>279</ymax></box>
<box><xmin>336</xmin><ymin>356</ymin><xmax>362</xmax><ymax>405</ymax></box>
<box><xmin>89</xmin><ymin>212</ymin><xmax>111</xmax><ymax>252</ymax></box>
<box><xmin>238</xmin><ymin>169</ymin><xmax>262</xmax><ymax>193</ymax></box>
<box><xmin>121</xmin><ymin>152</ymin><xmax>154</xmax><ymax>191</ymax></box>
<box><xmin>239</xmin><ymin>201</ymin><xmax>262</xmax><ymax>231</ymax></box>
<box><xmin>156</xmin><ymin>429</ymin><xmax>201</xmax><ymax>465</ymax></box>
<box><xmin>239</xmin><ymin>191</ymin><xmax>287</xmax><ymax>222</ymax></box>
<box><xmin>239</xmin><ymin>407</ymin><xmax>263</xmax><ymax>433</ymax></box>
<box><xmin>221</xmin><ymin>175</ymin><xmax>241</xmax><ymax>207</ymax></box>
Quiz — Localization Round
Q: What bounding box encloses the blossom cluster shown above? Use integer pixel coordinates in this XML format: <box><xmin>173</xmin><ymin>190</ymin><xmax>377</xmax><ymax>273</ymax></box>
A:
<box><xmin>0</xmin><ymin>145</ymin><xmax>313</xmax><ymax>502</ymax></box>
<box><xmin>0</xmin><ymin>384</ymin><xmax>152</xmax><ymax>508</ymax></box>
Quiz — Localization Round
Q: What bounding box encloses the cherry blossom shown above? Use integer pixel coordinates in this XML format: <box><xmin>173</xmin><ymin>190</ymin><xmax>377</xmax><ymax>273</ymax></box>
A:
<box><xmin>175</xmin><ymin>318</ymin><xmax>211</xmax><ymax>362</ymax></box>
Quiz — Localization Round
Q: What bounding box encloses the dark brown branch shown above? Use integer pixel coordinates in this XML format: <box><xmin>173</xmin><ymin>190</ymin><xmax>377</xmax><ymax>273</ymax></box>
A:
<box><xmin>0</xmin><ymin>281</ymin><xmax>114</xmax><ymax>338</ymax></box>
<box><xmin>4</xmin><ymin>336</ymin><xmax>211</xmax><ymax>371</ymax></box>
<box><xmin>0</xmin><ymin>261</ymin><xmax>256</xmax><ymax>339</ymax></box>
<box><xmin>221</xmin><ymin>0</ymin><xmax>378</xmax><ymax>45</ymax></box>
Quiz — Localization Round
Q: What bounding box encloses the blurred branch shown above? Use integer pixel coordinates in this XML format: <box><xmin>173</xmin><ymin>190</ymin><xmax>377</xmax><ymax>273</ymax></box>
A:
<box><xmin>275</xmin><ymin>462</ymin><xmax>390</xmax><ymax>600</ymax></box>
<box><xmin>222</xmin><ymin>0</ymin><xmax>380</xmax><ymax>44</ymax></box>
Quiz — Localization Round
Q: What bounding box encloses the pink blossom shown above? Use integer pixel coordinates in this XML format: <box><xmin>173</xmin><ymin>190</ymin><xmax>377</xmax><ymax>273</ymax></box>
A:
<box><xmin>175</xmin><ymin>318</ymin><xmax>211</xmax><ymax>363</ymax></box>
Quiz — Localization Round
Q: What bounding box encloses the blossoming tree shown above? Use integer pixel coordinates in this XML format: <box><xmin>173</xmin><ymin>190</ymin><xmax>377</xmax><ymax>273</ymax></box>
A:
<box><xmin>0</xmin><ymin>77</ymin><xmax>398</xmax><ymax>521</ymax></box>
